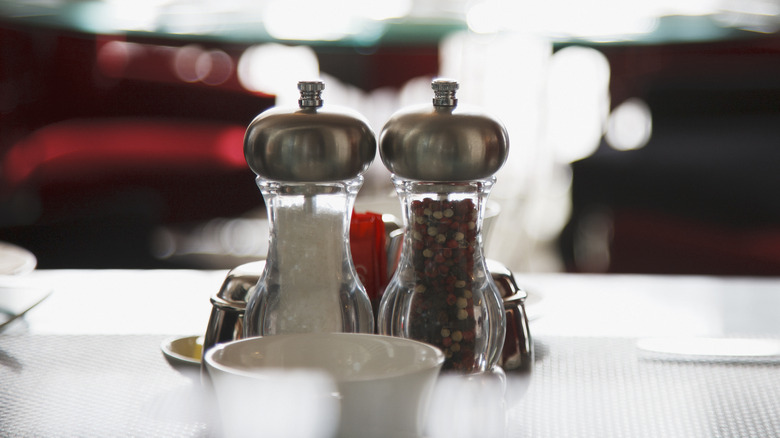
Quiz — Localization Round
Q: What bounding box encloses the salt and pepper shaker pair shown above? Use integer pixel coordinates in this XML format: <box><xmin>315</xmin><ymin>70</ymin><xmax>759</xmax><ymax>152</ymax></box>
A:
<box><xmin>206</xmin><ymin>79</ymin><xmax>526</xmax><ymax>374</ymax></box>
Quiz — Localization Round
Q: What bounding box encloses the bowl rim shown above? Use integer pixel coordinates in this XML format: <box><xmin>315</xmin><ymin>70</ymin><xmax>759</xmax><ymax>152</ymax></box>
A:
<box><xmin>161</xmin><ymin>335</ymin><xmax>202</xmax><ymax>366</ymax></box>
<box><xmin>204</xmin><ymin>332</ymin><xmax>445</xmax><ymax>382</ymax></box>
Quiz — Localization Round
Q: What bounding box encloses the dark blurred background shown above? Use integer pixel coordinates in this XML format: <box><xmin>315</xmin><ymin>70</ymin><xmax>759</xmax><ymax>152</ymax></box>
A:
<box><xmin>1</xmin><ymin>0</ymin><xmax>779</xmax><ymax>275</ymax></box>
<box><xmin>563</xmin><ymin>34</ymin><xmax>780</xmax><ymax>276</ymax></box>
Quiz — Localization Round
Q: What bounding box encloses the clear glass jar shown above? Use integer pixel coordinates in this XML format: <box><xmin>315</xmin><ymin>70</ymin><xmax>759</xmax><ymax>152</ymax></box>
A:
<box><xmin>244</xmin><ymin>176</ymin><xmax>374</xmax><ymax>337</ymax></box>
<box><xmin>378</xmin><ymin>176</ymin><xmax>505</xmax><ymax>373</ymax></box>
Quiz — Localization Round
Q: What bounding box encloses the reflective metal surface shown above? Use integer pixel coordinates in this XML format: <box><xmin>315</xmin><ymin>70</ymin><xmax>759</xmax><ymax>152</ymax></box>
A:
<box><xmin>488</xmin><ymin>259</ymin><xmax>533</xmax><ymax>374</ymax></box>
<box><xmin>244</xmin><ymin>81</ymin><xmax>376</xmax><ymax>182</ymax></box>
<box><xmin>201</xmin><ymin>260</ymin><xmax>263</xmax><ymax>366</ymax></box>
<box><xmin>379</xmin><ymin>79</ymin><xmax>509</xmax><ymax>181</ymax></box>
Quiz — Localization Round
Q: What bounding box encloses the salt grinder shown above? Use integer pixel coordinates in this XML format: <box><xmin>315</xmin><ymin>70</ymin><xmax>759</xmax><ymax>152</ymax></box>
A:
<box><xmin>242</xmin><ymin>81</ymin><xmax>376</xmax><ymax>337</ymax></box>
<box><xmin>377</xmin><ymin>79</ymin><xmax>509</xmax><ymax>373</ymax></box>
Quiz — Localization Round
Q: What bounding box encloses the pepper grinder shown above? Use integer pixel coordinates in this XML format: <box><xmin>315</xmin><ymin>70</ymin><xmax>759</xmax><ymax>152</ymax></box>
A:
<box><xmin>243</xmin><ymin>81</ymin><xmax>376</xmax><ymax>337</ymax></box>
<box><xmin>377</xmin><ymin>79</ymin><xmax>509</xmax><ymax>373</ymax></box>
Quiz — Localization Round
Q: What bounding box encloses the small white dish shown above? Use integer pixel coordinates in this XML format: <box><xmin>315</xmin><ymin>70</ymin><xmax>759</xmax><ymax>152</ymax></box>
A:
<box><xmin>637</xmin><ymin>337</ymin><xmax>780</xmax><ymax>363</ymax></box>
<box><xmin>205</xmin><ymin>333</ymin><xmax>444</xmax><ymax>438</ymax></box>
<box><xmin>0</xmin><ymin>242</ymin><xmax>36</xmax><ymax>276</ymax></box>
<box><xmin>161</xmin><ymin>335</ymin><xmax>203</xmax><ymax>369</ymax></box>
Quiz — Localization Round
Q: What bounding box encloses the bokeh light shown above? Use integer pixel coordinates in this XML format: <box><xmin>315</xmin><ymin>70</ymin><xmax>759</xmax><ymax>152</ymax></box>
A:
<box><xmin>545</xmin><ymin>45</ymin><xmax>611</xmax><ymax>163</ymax></box>
<box><xmin>96</xmin><ymin>40</ymin><xmax>139</xmax><ymax>78</ymax></box>
<box><xmin>173</xmin><ymin>44</ymin><xmax>204</xmax><ymax>83</ymax></box>
<box><xmin>606</xmin><ymin>98</ymin><xmax>653</xmax><ymax>151</ymax></box>
<box><xmin>263</xmin><ymin>0</ymin><xmax>351</xmax><ymax>41</ymax></box>
<box><xmin>198</xmin><ymin>49</ymin><xmax>234</xmax><ymax>86</ymax></box>
<box><xmin>237</xmin><ymin>43</ymin><xmax>319</xmax><ymax>105</ymax></box>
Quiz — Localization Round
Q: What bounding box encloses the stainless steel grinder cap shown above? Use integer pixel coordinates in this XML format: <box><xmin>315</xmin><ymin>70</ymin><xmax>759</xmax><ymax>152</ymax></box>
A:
<box><xmin>379</xmin><ymin>79</ymin><xmax>509</xmax><ymax>181</ymax></box>
<box><xmin>244</xmin><ymin>81</ymin><xmax>376</xmax><ymax>182</ymax></box>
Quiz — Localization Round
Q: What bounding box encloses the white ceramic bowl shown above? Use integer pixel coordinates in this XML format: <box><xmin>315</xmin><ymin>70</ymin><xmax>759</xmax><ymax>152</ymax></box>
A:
<box><xmin>205</xmin><ymin>333</ymin><xmax>444</xmax><ymax>438</ymax></box>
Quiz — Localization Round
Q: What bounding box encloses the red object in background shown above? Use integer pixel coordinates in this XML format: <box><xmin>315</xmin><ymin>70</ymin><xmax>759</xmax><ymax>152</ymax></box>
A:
<box><xmin>3</xmin><ymin>118</ymin><xmax>247</xmax><ymax>187</ymax></box>
<box><xmin>1</xmin><ymin>117</ymin><xmax>260</xmax><ymax>226</ymax></box>
<box><xmin>350</xmin><ymin>211</ymin><xmax>388</xmax><ymax>312</ymax></box>
<box><xmin>608</xmin><ymin>209</ymin><xmax>780</xmax><ymax>276</ymax></box>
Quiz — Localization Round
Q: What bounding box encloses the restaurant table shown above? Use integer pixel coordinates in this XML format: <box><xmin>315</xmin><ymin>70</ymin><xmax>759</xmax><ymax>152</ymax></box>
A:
<box><xmin>2</xmin><ymin>270</ymin><xmax>780</xmax><ymax>437</ymax></box>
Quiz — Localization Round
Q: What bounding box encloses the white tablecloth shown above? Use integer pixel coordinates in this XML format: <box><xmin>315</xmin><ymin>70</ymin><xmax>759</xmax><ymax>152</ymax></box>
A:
<box><xmin>2</xmin><ymin>270</ymin><xmax>779</xmax><ymax>437</ymax></box>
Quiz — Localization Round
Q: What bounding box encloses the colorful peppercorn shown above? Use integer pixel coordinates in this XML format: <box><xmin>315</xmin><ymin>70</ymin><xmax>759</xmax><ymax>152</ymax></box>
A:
<box><xmin>405</xmin><ymin>197</ymin><xmax>484</xmax><ymax>372</ymax></box>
